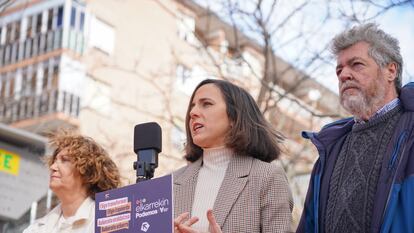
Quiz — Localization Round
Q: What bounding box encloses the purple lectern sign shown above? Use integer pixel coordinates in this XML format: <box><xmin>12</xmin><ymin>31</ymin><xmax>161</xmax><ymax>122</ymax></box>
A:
<box><xmin>95</xmin><ymin>175</ymin><xmax>173</xmax><ymax>233</ymax></box>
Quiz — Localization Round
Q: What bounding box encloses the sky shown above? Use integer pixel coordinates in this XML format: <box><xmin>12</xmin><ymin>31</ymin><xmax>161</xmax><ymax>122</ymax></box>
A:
<box><xmin>379</xmin><ymin>7</ymin><xmax>414</xmax><ymax>85</ymax></box>
<box><xmin>311</xmin><ymin>3</ymin><xmax>414</xmax><ymax>92</ymax></box>
<box><xmin>196</xmin><ymin>0</ymin><xmax>414</xmax><ymax>93</ymax></box>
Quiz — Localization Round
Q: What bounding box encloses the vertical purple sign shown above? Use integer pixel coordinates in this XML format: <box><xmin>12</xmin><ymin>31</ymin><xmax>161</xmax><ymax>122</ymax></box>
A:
<box><xmin>95</xmin><ymin>175</ymin><xmax>173</xmax><ymax>233</ymax></box>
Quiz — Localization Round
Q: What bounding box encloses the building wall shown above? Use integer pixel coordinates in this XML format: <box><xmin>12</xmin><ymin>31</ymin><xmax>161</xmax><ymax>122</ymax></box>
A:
<box><xmin>77</xmin><ymin>0</ymin><xmax>278</xmax><ymax>183</ymax></box>
<box><xmin>79</xmin><ymin>0</ymin><xmax>205</xmax><ymax>183</ymax></box>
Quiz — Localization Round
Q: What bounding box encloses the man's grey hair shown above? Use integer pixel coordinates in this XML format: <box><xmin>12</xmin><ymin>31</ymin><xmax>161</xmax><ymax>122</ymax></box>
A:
<box><xmin>331</xmin><ymin>23</ymin><xmax>403</xmax><ymax>93</ymax></box>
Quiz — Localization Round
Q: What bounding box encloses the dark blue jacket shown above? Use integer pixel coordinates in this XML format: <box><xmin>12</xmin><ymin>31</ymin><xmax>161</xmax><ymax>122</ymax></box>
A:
<box><xmin>297</xmin><ymin>82</ymin><xmax>414</xmax><ymax>233</ymax></box>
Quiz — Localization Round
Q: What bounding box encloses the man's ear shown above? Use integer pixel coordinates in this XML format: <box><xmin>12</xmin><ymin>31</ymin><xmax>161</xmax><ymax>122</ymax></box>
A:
<box><xmin>385</xmin><ymin>62</ymin><xmax>397</xmax><ymax>82</ymax></box>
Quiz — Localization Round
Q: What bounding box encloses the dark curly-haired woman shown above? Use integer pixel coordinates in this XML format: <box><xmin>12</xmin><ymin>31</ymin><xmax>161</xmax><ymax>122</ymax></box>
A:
<box><xmin>23</xmin><ymin>131</ymin><xmax>121</xmax><ymax>233</ymax></box>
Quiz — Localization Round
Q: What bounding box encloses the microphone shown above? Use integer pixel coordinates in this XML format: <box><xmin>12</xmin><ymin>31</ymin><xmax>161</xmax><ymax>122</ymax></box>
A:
<box><xmin>133</xmin><ymin>122</ymin><xmax>162</xmax><ymax>183</ymax></box>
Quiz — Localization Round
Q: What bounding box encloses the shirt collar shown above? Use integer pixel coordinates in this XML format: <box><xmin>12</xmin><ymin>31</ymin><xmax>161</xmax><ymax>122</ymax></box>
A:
<box><xmin>354</xmin><ymin>98</ymin><xmax>400</xmax><ymax>124</ymax></box>
<box><xmin>65</xmin><ymin>197</ymin><xmax>94</xmax><ymax>224</ymax></box>
<box><xmin>37</xmin><ymin>196</ymin><xmax>94</xmax><ymax>225</ymax></box>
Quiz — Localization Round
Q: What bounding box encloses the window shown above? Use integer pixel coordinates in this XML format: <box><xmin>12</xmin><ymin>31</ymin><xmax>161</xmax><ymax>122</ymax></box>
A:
<box><xmin>70</xmin><ymin>7</ymin><xmax>76</xmax><ymax>28</ymax></box>
<box><xmin>47</xmin><ymin>9</ymin><xmax>54</xmax><ymax>31</ymax></box>
<box><xmin>2</xmin><ymin>42</ymin><xmax>7</xmax><ymax>62</ymax></box>
<box><xmin>0</xmin><ymin>75</ymin><xmax>6</xmax><ymax>98</ymax></box>
<box><xmin>177</xmin><ymin>12</ymin><xmax>197</xmax><ymax>45</ymax></box>
<box><xmin>57</xmin><ymin>7</ymin><xmax>63</xmax><ymax>28</ymax></box>
<box><xmin>21</xmin><ymin>68</ymin><xmax>30</xmax><ymax>96</ymax></box>
<box><xmin>41</xmin><ymin>58</ymin><xmax>60</xmax><ymax>91</ymax></box>
<box><xmin>3</xmin><ymin>74</ymin><xmax>9</xmax><ymax>98</ymax></box>
<box><xmin>31</xmin><ymin>69</ymin><xmax>37</xmax><ymax>95</ymax></box>
<box><xmin>52</xmin><ymin>64</ymin><xmax>59</xmax><ymax>89</ymax></box>
<box><xmin>8</xmin><ymin>75</ymin><xmax>14</xmax><ymax>97</ymax></box>
<box><xmin>35</xmin><ymin>13</ymin><xmax>42</xmax><ymax>34</ymax></box>
<box><xmin>6</xmin><ymin>23</ymin><xmax>12</xmax><ymax>44</ymax></box>
<box><xmin>89</xmin><ymin>16</ymin><xmax>115</xmax><ymax>54</ymax></box>
<box><xmin>176</xmin><ymin>65</ymin><xmax>191</xmax><ymax>86</ymax></box>
<box><xmin>175</xmin><ymin>65</ymin><xmax>207</xmax><ymax>95</ymax></box>
<box><xmin>0</xmin><ymin>26</ymin><xmax>5</xmax><ymax>45</ymax></box>
<box><xmin>79</xmin><ymin>12</ymin><xmax>85</xmax><ymax>31</ymax></box>
<box><xmin>14</xmin><ymin>20</ymin><xmax>20</xmax><ymax>42</ymax></box>
<box><xmin>0</xmin><ymin>73</ymin><xmax>16</xmax><ymax>98</ymax></box>
<box><xmin>42</xmin><ymin>61</ymin><xmax>50</xmax><ymax>91</ymax></box>
<box><xmin>70</xmin><ymin>5</ymin><xmax>85</xmax><ymax>32</ymax></box>
<box><xmin>26</xmin><ymin>16</ymin><xmax>33</xmax><ymax>38</ymax></box>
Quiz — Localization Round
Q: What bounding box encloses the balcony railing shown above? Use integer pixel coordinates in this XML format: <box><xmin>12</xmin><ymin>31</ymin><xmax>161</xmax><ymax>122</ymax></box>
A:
<box><xmin>0</xmin><ymin>29</ymin><xmax>62</xmax><ymax>66</ymax></box>
<box><xmin>0</xmin><ymin>28</ymin><xmax>85</xmax><ymax>67</ymax></box>
<box><xmin>0</xmin><ymin>89</ymin><xmax>80</xmax><ymax>124</ymax></box>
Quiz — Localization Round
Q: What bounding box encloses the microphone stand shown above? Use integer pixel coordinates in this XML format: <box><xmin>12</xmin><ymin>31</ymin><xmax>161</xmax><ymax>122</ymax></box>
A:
<box><xmin>133</xmin><ymin>149</ymin><xmax>158</xmax><ymax>183</ymax></box>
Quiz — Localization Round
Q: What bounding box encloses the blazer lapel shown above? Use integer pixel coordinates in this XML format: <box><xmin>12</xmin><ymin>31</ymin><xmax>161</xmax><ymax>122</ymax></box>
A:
<box><xmin>213</xmin><ymin>155</ymin><xmax>252</xmax><ymax>227</ymax></box>
<box><xmin>174</xmin><ymin>159</ymin><xmax>202</xmax><ymax>217</ymax></box>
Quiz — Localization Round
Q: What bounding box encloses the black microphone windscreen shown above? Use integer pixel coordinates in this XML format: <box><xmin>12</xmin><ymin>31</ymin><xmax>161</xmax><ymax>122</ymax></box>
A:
<box><xmin>134</xmin><ymin>122</ymin><xmax>162</xmax><ymax>153</ymax></box>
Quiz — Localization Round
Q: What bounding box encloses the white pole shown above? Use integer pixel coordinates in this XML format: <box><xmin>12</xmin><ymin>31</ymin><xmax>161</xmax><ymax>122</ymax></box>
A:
<box><xmin>29</xmin><ymin>202</ymin><xmax>38</xmax><ymax>224</ymax></box>
<box><xmin>46</xmin><ymin>188</ymin><xmax>53</xmax><ymax>212</ymax></box>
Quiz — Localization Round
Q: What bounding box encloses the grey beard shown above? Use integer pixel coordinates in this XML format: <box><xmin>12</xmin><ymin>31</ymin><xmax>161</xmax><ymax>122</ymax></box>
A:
<box><xmin>341</xmin><ymin>86</ymin><xmax>386</xmax><ymax>120</ymax></box>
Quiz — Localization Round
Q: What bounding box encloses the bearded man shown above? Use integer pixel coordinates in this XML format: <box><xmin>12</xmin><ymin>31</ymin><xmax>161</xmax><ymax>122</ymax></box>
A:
<box><xmin>297</xmin><ymin>23</ymin><xmax>414</xmax><ymax>233</ymax></box>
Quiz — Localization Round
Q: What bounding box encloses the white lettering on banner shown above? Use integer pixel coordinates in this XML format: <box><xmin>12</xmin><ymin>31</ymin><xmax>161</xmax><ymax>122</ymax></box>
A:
<box><xmin>136</xmin><ymin>209</ymin><xmax>158</xmax><ymax>218</ymax></box>
<box><xmin>136</xmin><ymin>198</ymin><xmax>169</xmax><ymax>212</ymax></box>
<box><xmin>97</xmin><ymin>213</ymin><xmax>131</xmax><ymax>227</ymax></box>
<box><xmin>135</xmin><ymin>198</ymin><xmax>170</xmax><ymax>219</ymax></box>
<box><xmin>99</xmin><ymin>197</ymin><xmax>128</xmax><ymax>210</ymax></box>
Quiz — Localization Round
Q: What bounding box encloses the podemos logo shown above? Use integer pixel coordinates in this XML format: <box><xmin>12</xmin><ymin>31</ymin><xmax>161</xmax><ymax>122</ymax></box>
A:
<box><xmin>141</xmin><ymin>222</ymin><xmax>150</xmax><ymax>232</ymax></box>
<box><xmin>135</xmin><ymin>197</ymin><xmax>170</xmax><ymax>218</ymax></box>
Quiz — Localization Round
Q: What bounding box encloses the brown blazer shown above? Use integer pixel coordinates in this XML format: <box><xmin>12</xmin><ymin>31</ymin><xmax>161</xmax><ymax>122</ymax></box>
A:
<box><xmin>173</xmin><ymin>155</ymin><xmax>293</xmax><ymax>233</ymax></box>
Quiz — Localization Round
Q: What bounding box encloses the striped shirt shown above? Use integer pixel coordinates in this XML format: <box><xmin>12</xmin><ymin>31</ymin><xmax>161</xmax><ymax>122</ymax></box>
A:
<box><xmin>355</xmin><ymin>98</ymin><xmax>400</xmax><ymax>124</ymax></box>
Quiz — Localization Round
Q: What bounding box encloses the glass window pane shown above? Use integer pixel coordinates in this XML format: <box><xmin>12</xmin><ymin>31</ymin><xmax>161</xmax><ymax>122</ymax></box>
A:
<box><xmin>15</xmin><ymin>20</ymin><xmax>21</xmax><ymax>42</ymax></box>
<box><xmin>31</xmin><ymin>70</ymin><xmax>37</xmax><ymax>95</ymax></box>
<box><xmin>0</xmin><ymin>79</ymin><xmax>5</xmax><ymax>99</ymax></box>
<box><xmin>26</xmin><ymin>16</ymin><xmax>33</xmax><ymax>38</ymax></box>
<box><xmin>47</xmin><ymin>9</ymin><xmax>54</xmax><ymax>31</ymax></box>
<box><xmin>43</xmin><ymin>63</ymin><xmax>49</xmax><ymax>91</ymax></box>
<box><xmin>9</xmin><ymin>76</ymin><xmax>14</xmax><ymax>97</ymax></box>
<box><xmin>36</xmin><ymin>14</ymin><xmax>42</xmax><ymax>34</ymax></box>
<box><xmin>70</xmin><ymin>7</ymin><xmax>76</xmax><ymax>27</ymax></box>
<box><xmin>52</xmin><ymin>64</ymin><xmax>59</xmax><ymax>89</ymax></box>
<box><xmin>6</xmin><ymin>23</ymin><xmax>12</xmax><ymax>43</ymax></box>
<box><xmin>80</xmin><ymin>12</ymin><xmax>85</xmax><ymax>31</ymax></box>
<box><xmin>57</xmin><ymin>6</ymin><xmax>63</xmax><ymax>27</ymax></box>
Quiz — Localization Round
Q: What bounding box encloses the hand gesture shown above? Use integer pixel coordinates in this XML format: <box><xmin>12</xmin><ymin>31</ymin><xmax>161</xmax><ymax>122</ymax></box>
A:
<box><xmin>175</xmin><ymin>210</ymin><xmax>222</xmax><ymax>233</ymax></box>
<box><xmin>174</xmin><ymin>212</ymin><xmax>199</xmax><ymax>233</ymax></box>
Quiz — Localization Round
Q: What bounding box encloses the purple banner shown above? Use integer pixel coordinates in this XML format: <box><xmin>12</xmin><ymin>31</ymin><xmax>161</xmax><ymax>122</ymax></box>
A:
<box><xmin>95</xmin><ymin>175</ymin><xmax>173</xmax><ymax>233</ymax></box>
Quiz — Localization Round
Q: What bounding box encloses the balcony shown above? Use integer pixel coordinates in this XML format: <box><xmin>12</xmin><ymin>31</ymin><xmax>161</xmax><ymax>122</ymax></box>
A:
<box><xmin>0</xmin><ymin>28</ymin><xmax>85</xmax><ymax>67</ymax></box>
<box><xmin>0</xmin><ymin>89</ymin><xmax>80</xmax><ymax>132</ymax></box>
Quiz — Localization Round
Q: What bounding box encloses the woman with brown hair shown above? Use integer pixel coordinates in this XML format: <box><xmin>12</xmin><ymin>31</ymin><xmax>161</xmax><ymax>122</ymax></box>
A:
<box><xmin>174</xmin><ymin>79</ymin><xmax>293</xmax><ymax>233</ymax></box>
<box><xmin>23</xmin><ymin>131</ymin><xmax>120</xmax><ymax>233</ymax></box>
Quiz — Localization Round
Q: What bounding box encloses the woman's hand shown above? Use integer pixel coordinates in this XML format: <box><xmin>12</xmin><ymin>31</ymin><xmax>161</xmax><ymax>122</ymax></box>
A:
<box><xmin>174</xmin><ymin>212</ymin><xmax>199</xmax><ymax>233</ymax></box>
<box><xmin>175</xmin><ymin>210</ymin><xmax>222</xmax><ymax>233</ymax></box>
